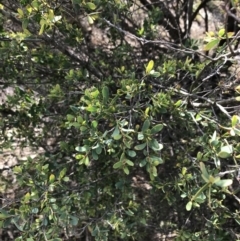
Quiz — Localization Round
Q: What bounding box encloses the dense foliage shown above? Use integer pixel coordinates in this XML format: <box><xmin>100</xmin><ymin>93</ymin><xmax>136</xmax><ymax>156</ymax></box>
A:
<box><xmin>1</xmin><ymin>0</ymin><xmax>240</xmax><ymax>240</ymax></box>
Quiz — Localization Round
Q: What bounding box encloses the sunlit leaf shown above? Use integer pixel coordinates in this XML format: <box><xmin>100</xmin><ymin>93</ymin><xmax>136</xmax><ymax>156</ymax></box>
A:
<box><xmin>215</xmin><ymin>179</ymin><xmax>233</xmax><ymax>187</ymax></box>
<box><xmin>59</xmin><ymin>168</ymin><xmax>67</xmax><ymax>179</ymax></box>
<box><xmin>52</xmin><ymin>15</ymin><xmax>62</xmax><ymax>23</ymax></box>
<box><xmin>87</xmin><ymin>15</ymin><xmax>94</xmax><ymax>24</ymax></box>
<box><xmin>218</xmin><ymin>145</ymin><xmax>233</xmax><ymax>158</ymax></box>
<box><xmin>63</xmin><ymin>176</ymin><xmax>70</xmax><ymax>182</ymax></box>
<box><xmin>137</xmin><ymin>132</ymin><xmax>144</xmax><ymax>140</ymax></box>
<box><xmin>150</xmin><ymin>71</ymin><xmax>160</xmax><ymax>77</ymax></box>
<box><xmin>204</xmin><ymin>39</ymin><xmax>220</xmax><ymax>51</ymax></box>
<box><xmin>17</xmin><ymin>8</ymin><xmax>24</xmax><ymax>18</ymax></box>
<box><xmin>227</xmin><ymin>32</ymin><xmax>235</xmax><ymax>38</ymax></box>
<box><xmin>126</xmin><ymin>159</ymin><xmax>134</xmax><ymax>166</ymax></box>
<box><xmin>49</xmin><ymin>174</ymin><xmax>55</xmax><ymax>183</ymax></box>
<box><xmin>149</xmin><ymin>139</ymin><xmax>163</xmax><ymax>151</ymax></box>
<box><xmin>174</xmin><ymin>100</ymin><xmax>182</xmax><ymax>107</ymax></box>
<box><xmin>84</xmin><ymin>156</ymin><xmax>90</xmax><ymax>166</ymax></box>
<box><xmin>86</xmin><ymin>105</ymin><xmax>98</xmax><ymax>112</ymax></box>
<box><xmin>75</xmin><ymin>146</ymin><xmax>89</xmax><ymax>152</ymax></box>
<box><xmin>86</xmin><ymin>2</ymin><xmax>97</xmax><ymax>10</ymax></box>
<box><xmin>113</xmin><ymin>134</ymin><xmax>122</xmax><ymax>140</ymax></box>
<box><xmin>218</xmin><ymin>28</ymin><xmax>225</xmax><ymax>37</ymax></box>
<box><xmin>186</xmin><ymin>201</ymin><xmax>192</xmax><ymax>211</ymax></box>
<box><xmin>232</xmin><ymin>115</ymin><xmax>239</xmax><ymax>127</ymax></box>
<box><xmin>146</xmin><ymin>60</ymin><xmax>154</xmax><ymax>74</ymax></box>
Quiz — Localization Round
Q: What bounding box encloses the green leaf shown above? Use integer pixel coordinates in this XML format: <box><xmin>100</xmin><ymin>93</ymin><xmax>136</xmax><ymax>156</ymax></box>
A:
<box><xmin>17</xmin><ymin>8</ymin><xmax>24</xmax><ymax>18</ymax></box>
<box><xmin>197</xmin><ymin>152</ymin><xmax>203</xmax><ymax>161</ymax></box>
<box><xmin>174</xmin><ymin>100</ymin><xmax>182</xmax><ymax>107</ymax></box>
<box><xmin>215</xmin><ymin>179</ymin><xmax>233</xmax><ymax>187</ymax></box>
<box><xmin>102</xmin><ymin>86</ymin><xmax>109</xmax><ymax>104</ymax></box>
<box><xmin>86</xmin><ymin>2</ymin><xmax>97</xmax><ymax>10</ymax></box>
<box><xmin>92</xmin><ymin>150</ymin><xmax>98</xmax><ymax>160</ymax></box>
<box><xmin>0</xmin><ymin>210</ymin><xmax>12</xmax><ymax>219</ymax></box>
<box><xmin>96</xmin><ymin>146</ymin><xmax>102</xmax><ymax>154</ymax></box>
<box><xmin>150</xmin><ymin>71</ymin><xmax>160</xmax><ymax>77</ymax></box>
<box><xmin>150</xmin><ymin>155</ymin><xmax>164</xmax><ymax>165</ymax></box>
<box><xmin>186</xmin><ymin>201</ymin><xmax>192</xmax><ymax>211</ymax></box>
<box><xmin>134</xmin><ymin>143</ymin><xmax>147</xmax><ymax>150</ymax></box>
<box><xmin>152</xmin><ymin>166</ymin><xmax>157</xmax><ymax>176</ymax></box>
<box><xmin>218</xmin><ymin>28</ymin><xmax>225</xmax><ymax>37</ymax></box>
<box><xmin>113</xmin><ymin>134</ymin><xmax>122</xmax><ymax>140</ymax></box>
<box><xmin>120</xmin><ymin>152</ymin><xmax>125</xmax><ymax>161</ymax></box>
<box><xmin>75</xmin><ymin>146</ymin><xmax>89</xmax><ymax>152</ymax></box>
<box><xmin>149</xmin><ymin>139</ymin><xmax>163</xmax><ymax>151</ymax></box>
<box><xmin>112</xmin><ymin>126</ymin><xmax>120</xmax><ymax>138</ymax></box>
<box><xmin>87</xmin><ymin>15</ymin><xmax>94</xmax><ymax>24</ymax></box>
<box><xmin>150</xmin><ymin>124</ymin><xmax>163</xmax><ymax>134</ymax></box>
<box><xmin>123</xmin><ymin>167</ymin><xmax>129</xmax><ymax>175</ymax></box>
<box><xmin>70</xmin><ymin>105</ymin><xmax>80</xmax><ymax>112</ymax></box>
<box><xmin>218</xmin><ymin>145</ymin><xmax>233</xmax><ymax>158</ymax></box>
<box><xmin>227</xmin><ymin>32</ymin><xmax>235</xmax><ymax>38</ymax></box>
<box><xmin>137</xmin><ymin>132</ymin><xmax>144</xmax><ymax>140</ymax></box>
<box><xmin>113</xmin><ymin>161</ymin><xmax>122</xmax><ymax>169</ymax></box>
<box><xmin>200</xmin><ymin>162</ymin><xmax>209</xmax><ymax>182</ymax></box>
<box><xmin>39</xmin><ymin>20</ymin><xmax>45</xmax><ymax>35</ymax></box>
<box><xmin>142</xmin><ymin>119</ymin><xmax>150</xmax><ymax>132</ymax></box>
<box><xmin>194</xmin><ymin>193</ymin><xmax>206</xmax><ymax>203</ymax></box>
<box><xmin>84</xmin><ymin>156</ymin><xmax>90</xmax><ymax>166</ymax></box>
<box><xmin>13</xmin><ymin>165</ymin><xmax>22</xmax><ymax>174</ymax></box>
<box><xmin>67</xmin><ymin>114</ymin><xmax>75</xmax><ymax>121</ymax></box>
<box><xmin>126</xmin><ymin>159</ymin><xmax>134</xmax><ymax>166</ymax></box>
<box><xmin>146</xmin><ymin>60</ymin><xmax>154</xmax><ymax>74</ymax></box>
<box><xmin>218</xmin><ymin>151</ymin><xmax>231</xmax><ymax>158</ymax></box>
<box><xmin>22</xmin><ymin>19</ymin><xmax>29</xmax><ymax>30</ymax></box>
<box><xmin>49</xmin><ymin>174</ymin><xmax>55</xmax><ymax>183</ymax></box>
<box><xmin>91</xmin><ymin>120</ymin><xmax>98</xmax><ymax>128</ymax></box>
<box><xmin>63</xmin><ymin>176</ymin><xmax>70</xmax><ymax>182</ymax></box>
<box><xmin>232</xmin><ymin>115</ymin><xmax>239</xmax><ymax>127</ymax></box>
<box><xmin>70</xmin><ymin>216</ymin><xmax>79</xmax><ymax>226</ymax></box>
<box><xmin>11</xmin><ymin>218</ymin><xmax>24</xmax><ymax>232</ymax></box>
<box><xmin>77</xmin><ymin>115</ymin><xmax>83</xmax><ymax>123</ymax></box>
<box><xmin>126</xmin><ymin>150</ymin><xmax>136</xmax><ymax>157</ymax></box>
<box><xmin>204</xmin><ymin>39</ymin><xmax>220</xmax><ymax>51</ymax></box>
<box><xmin>139</xmin><ymin>159</ymin><xmax>147</xmax><ymax>167</ymax></box>
<box><xmin>86</xmin><ymin>105</ymin><xmax>98</xmax><ymax>112</ymax></box>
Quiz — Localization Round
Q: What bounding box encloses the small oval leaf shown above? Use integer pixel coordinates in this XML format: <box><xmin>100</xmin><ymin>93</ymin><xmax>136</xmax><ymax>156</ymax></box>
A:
<box><xmin>204</xmin><ymin>39</ymin><xmax>220</xmax><ymax>51</ymax></box>
<box><xmin>151</xmin><ymin>124</ymin><xmax>164</xmax><ymax>134</ymax></box>
<box><xmin>186</xmin><ymin>201</ymin><xmax>192</xmax><ymax>211</ymax></box>
<box><xmin>146</xmin><ymin>60</ymin><xmax>154</xmax><ymax>74</ymax></box>
<box><xmin>215</xmin><ymin>179</ymin><xmax>233</xmax><ymax>187</ymax></box>
<box><xmin>134</xmin><ymin>143</ymin><xmax>147</xmax><ymax>150</ymax></box>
